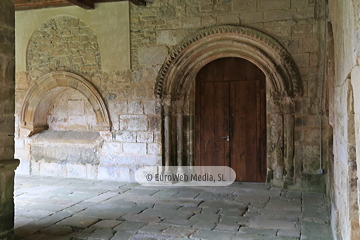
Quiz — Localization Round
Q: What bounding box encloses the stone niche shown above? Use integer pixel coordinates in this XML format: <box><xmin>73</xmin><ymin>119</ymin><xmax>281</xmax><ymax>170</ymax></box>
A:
<box><xmin>18</xmin><ymin>71</ymin><xmax>111</xmax><ymax>178</ymax></box>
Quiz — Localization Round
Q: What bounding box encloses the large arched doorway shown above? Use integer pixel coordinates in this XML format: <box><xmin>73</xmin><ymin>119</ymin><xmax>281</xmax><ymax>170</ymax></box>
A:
<box><xmin>195</xmin><ymin>58</ymin><xmax>266</xmax><ymax>182</ymax></box>
<box><xmin>155</xmin><ymin>25</ymin><xmax>302</xmax><ymax>186</ymax></box>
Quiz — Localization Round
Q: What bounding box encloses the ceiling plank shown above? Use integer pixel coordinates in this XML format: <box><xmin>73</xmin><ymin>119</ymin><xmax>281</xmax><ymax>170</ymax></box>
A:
<box><xmin>14</xmin><ymin>0</ymin><xmax>146</xmax><ymax>11</ymax></box>
<box><xmin>15</xmin><ymin>0</ymin><xmax>72</xmax><ymax>11</ymax></box>
<box><xmin>66</xmin><ymin>0</ymin><xmax>94</xmax><ymax>9</ymax></box>
<box><xmin>129</xmin><ymin>0</ymin><xmax>146</xmax><ymax>6</ymax></box>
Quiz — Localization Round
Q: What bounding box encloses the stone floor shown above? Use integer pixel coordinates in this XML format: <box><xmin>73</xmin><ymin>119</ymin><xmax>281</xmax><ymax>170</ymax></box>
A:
<box><xmin>14</xmin><ymin>175</ymin><xmax>333</xmax><ymax>240</ymax></box>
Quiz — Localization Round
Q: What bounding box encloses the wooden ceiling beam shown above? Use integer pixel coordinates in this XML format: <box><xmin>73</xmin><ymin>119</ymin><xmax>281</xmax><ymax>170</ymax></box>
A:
<box><xmin>15</xmin><ymin>0</ymin><xmax>72</xmax><ymax>11</ymax></box>
<box><xmin>66</xmin><ymin>0</ymin><xmax>94</xmax><ymax>9</ymax></box>
<box><xmin>129</xmin><ymin>0</ymin><xmax>146</xmax><ymax>6</ymax></box>
<box><xmin>14</xmin><ymin>0</ymin><xmax>147</xmax><ymax>11</ymax></box>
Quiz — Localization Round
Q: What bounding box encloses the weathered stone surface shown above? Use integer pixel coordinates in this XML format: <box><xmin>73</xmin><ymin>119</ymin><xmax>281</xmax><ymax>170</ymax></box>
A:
<box><xmin>249</xmin><ymin>218</ymin><xmax>298</xmax><ymax>230</ymax></box>
<box><xmin>40</xmin><ymin>225</ymin><xmax>73</xmax><ymax>236</ymax></box>
<box><xmin>27</xmin><ymin>16</ymin><xmax>101</xmax><ymax>80</ymax></box>
<box><xmin>233</xmin><ymin>0</ymin><xmax>256</xmax><ymax>12</ymax></box>
<box><xmin>113</xmin><ymin>221</ymin><xmax>147</xmax><ymax>232</ymax></box>
<box><xmin>123</xmin><ymin>143</ymin><xmax>147</xmax><ymax>154</ymax></box>
<box><xmin>192</xmin><ymin>229</ymin><xmax>237</xmax><ymax>240</ymax></box>
<box><xmin>157</xmin><ymin>29</ymin><xmax>193</xmax><ymax>46</ymax></box>
<box><xmin>13</xmin><ymin>175</ymin><xmax>333</xmax><ymax>239</ymax></box>
<box><xmin>31</xmin><ymin>144</ymin><xmax>99</xmax><ymax>164</ymax></box>
<box><xmin>88</xmin><ymin>220</ymin><xmax>123</xmax><ymax>229</ymax></box>
<box><xmin>116</xmin><ymin>131</ymin><xmax>137</xmax><ymax>142</ymax></box>
<box><xmin>57</xmin><ymin>215</ymin><xmax>99</xmax><ymax>228</ymax></box>
<box><xmin>138</xmin><ymin>46</ymin><xmax>168</xmax><ymax>65</ymax></box>
<box><xmin>137</xmin><ymin>132</ymin><xmax>153</xmax><ymax>143</ymax></box>
<box><xmin>119</xmin><ymin>115</ymin><xmax>148</xmax><ymax>131</ymax></box>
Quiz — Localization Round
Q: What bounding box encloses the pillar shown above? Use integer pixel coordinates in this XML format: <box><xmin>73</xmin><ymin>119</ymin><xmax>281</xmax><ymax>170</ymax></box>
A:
<box><xmin>0</xmin><ymin>1</ymin><xmax>19</xmax><ymax>239</ymax></box>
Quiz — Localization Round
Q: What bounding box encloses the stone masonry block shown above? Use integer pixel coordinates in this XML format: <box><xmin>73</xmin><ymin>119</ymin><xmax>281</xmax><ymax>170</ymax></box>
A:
<box><xmin>123</xmin><ymin>143</ymin><xmax>147</xmax><ymax>154</ymax></box>
<box><xmin>264</xmin><ymin>9</ymin><xmax>296</xmax><ymax>21</ymax></box>
<box><xmin>67</xmin><ymin>163</ymin><xmax>87</xmax><ymax>179</ymax></box>
<box><xmin>143</xmin><ymin>101</ymin><xmax>155</xmax><ymax>114</ymax></box>
<box><xmin>279</xmin><ymin>39</ymin><xmax>303</xmax><ymax>54</ymax></box>
<box><xmin>147</xmin><ymin>143</ymin><xmax>161</xmax><ymax>155</ymax></box>
<box><xmin>97</xmin><ymin>165</ymin><xmax>130</xmax><ymax>181</ymax></box>
<box><xmin>39</xmin><ymin>162</ymin><xmax>60</xmax><ymax>177</ymax></box>
<box><xmin>138</xmin><ymin>46</ymin><xmax>168</xmax><ymax>65</ymax></box>
<box><xmin>120</xmin><ymin>115</ymin><xmax>148</xmax><ymax>131</ymax></box>
<box><xmin>116</xmin><ymin>131</ymin><xmax>137</xmax><ymax>142</ymax></box>
<box><xmin>291</xmin><ymin>0</ymin><xmax>308</xmax><ymax>8</ymax></box>
<box><xmin>292</xmin><ymin>53</ymin><xmax>310</xmax><ymax>68</ymax></box>
<box><xmin>258</xmin><ymin>0</ymin><xmax>290</xmax><ymax>11</ymax></box>
<box><xmin>86</xmin><ymin>163</ymin><xmax>97</xmax><ymax>180</ymax></box>
<box><xmin>183</xmin><ymin>17</ymin><xmax>201</xmax><ymax>28</ymax></box>
<box><xmin>101</xmin><ymin>142</ymin><xmax>123</xmax><ymax>155</ymax></box>
<box><xmin>201</xmin><ymin>16</ymin><xmax>216</xmax><ymax>27</ymax></box>
<box><xmin>137</xmin><ymin>132</ymin><xmax>154</xmax><ymax>143</ymax></box>
<box><xmin>292</xmin><ymin>24</ymin><xmax>313</xmax><ymax>38</ymax></box>
<box><xmin>217</xmin><ymin>14</ymin><xmax>239</xmax><ymax>25</ymax></box>
<box><xmin>128</xmin><ymin>101</ymin><xmax>144</xmax><ymax>114</ymax></box>
<box><xmin>157</xmin><ymin>29</ymin><xmax>192</xmax><ymax>46</ymax></box>
<box><xmin>303</xmin><ymin>38</ymin><xmax>319</xmax><ymax>52</ymax></box>
<box><xmin>240</xmin><ymin>12</ymin><xmax>263</xmax><ymax>24</ymax></box>
<box><xmin>233</xmin><ymin>0</ymin><xmax>256</xmax><ymax>12</ymax></box>
<box><xmin>265</xmin><ymin>26</ymin><xmax>291</xmax><ymax>38</ymax></box>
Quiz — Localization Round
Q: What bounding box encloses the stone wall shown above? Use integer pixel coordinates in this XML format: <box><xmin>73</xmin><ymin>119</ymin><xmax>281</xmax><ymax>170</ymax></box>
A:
<box><xmin>0</xmin><ymin>0</ymin><xmax>18</xmax><ymax>239</ymax></box>
<box><xmin>328</xmin><ymin>0</ymin><xmax>360</xmax><ymax>239</ymax></box>
<box><xmin>130</xmin><ymin>0</ymin><xmax>328</xmax><ymax>189</ymax></box>
<box><xmin>15</xmin><ymin>2</ymin><xmax>161</xmax><ymax>181</ymax></box>
<box><xmin>14</xmin><ymin>0</ymin><xmax>331</xmax><ymax>190</ymax></box>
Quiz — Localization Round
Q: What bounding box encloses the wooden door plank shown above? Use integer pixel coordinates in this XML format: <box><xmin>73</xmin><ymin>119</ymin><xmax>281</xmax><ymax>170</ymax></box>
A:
<box><xmin>242</xmin><ymin>80</ymin><xmax>257</xmax><ymax>182</ymax></box>
<box><xmin>200</xmin><ymin>82</ymin><xmax>215</xmax><ymax>166</ymax></box>
<box><xmin>214</xmin><ymin>81</ymin><xmax>229</xmax><ymax>166</ymax></box>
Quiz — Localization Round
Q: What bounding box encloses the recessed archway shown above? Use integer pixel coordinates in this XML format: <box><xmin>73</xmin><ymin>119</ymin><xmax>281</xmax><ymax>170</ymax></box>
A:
<box><xmin>155</xmin><ymin>25</ymin><xmax>302</xmax><ymax>187</ymax></box>
<box><xmin>20</xmin><ymin>71</ymin><xmax>111</xmax><ymax>135</ymax></box>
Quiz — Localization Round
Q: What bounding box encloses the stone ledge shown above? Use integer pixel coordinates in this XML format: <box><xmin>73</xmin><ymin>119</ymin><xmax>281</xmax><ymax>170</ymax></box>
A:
<box><xmin>31</xmin><ymin>130</ymin><xmax>102</xmax><ymax>144</ymax></box>
<box><xmin>0</xmin><ymin>159</ymin><xmax>20</xmax><ymax>171</ymax></box>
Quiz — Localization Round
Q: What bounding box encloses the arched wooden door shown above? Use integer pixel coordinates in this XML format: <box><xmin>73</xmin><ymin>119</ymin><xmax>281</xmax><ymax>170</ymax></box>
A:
<box><xmin>195</xmin><ymin>57</ymin><xmax>266</xmax><ymax>182</ymax></box>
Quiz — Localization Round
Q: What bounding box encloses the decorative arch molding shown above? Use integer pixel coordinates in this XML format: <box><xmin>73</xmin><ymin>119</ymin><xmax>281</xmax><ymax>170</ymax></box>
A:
<box><xmin>20</xmin><ymin>71</ymin><xmax>111</xmax><ymax>134</ymax></box>
<box><xmin>155</xmin><ymin>25</ymin><xmax>302</xmax><ymax>100</ymax></box>
<box><xmin>155</xmin><ymin>25</ymin><xmax>303</xmax><ymax>187</ymax></box>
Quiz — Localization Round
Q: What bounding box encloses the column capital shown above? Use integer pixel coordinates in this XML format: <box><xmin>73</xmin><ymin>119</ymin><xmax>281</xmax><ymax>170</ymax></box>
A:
<box><xmin>0</xmin><ymin>159</ymin><xmax>20</xmax><ymax>171</ymax></box>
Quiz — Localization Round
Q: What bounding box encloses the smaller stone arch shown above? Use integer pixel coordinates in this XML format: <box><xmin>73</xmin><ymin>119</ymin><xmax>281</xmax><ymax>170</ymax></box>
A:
<box><xmin>20</xmin><ymin>71</ymin><xmax>111</xmax><ymax>134</ymax></box>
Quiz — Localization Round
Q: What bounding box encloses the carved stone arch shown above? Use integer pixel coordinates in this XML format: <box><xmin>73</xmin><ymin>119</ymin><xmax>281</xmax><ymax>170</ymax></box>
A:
<box><xmin>155</xmin><ymin>25</ymin><xmax>303</xmax><ymax>187</ymax></box>
<box><xmin>155</xmin><ymin>25</ymin><xmax>302</xmax><ymax>101</ymax></box>
<box><xmin>20</xmin><ymin>71</ymin><xmax>111</xmax><ymax>134</ymax></box>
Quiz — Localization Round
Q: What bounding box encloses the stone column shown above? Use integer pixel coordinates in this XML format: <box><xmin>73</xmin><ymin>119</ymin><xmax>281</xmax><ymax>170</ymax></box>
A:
<box><xmin>0</xmin><ymin>1</ymin><xmax>18</xmax><ymax>239</ymax></box>
<box><xmin>163</xmin><ymin>102</ymin><xmax>171</xmax><ymax>168</ymax></box>
<box><xmin>284</xmin><ymin>114</ymin><xmax>295</xmax><ymax>186</ymax></box>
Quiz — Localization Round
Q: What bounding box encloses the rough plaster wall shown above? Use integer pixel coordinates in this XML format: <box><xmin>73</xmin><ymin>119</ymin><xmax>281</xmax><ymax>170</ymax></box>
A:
<box><xmin>329</xmin><ymin>0</ymin><xmax>360</xmax><ymax>239</ymax></box>
<box><xmin>0</xmin><ymin>0</ymin><xmax>16</xmax><ymax>238</ymax></box>
<box><xmin>130</xmin><ymin>0</ymin><xmax>326</xmax><ymax>189</ymax></box>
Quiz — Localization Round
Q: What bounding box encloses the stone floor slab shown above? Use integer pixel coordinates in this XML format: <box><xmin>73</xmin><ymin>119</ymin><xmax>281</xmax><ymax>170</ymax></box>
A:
<box><xmin>14</xmin><ymin>175</ymin><xmax>333</xmax><ymax>240</ymax></box>
<box><xmin>56</xmin><ymin>215</ymin><xmax>99</xmax><ymax>228</ymax></box>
